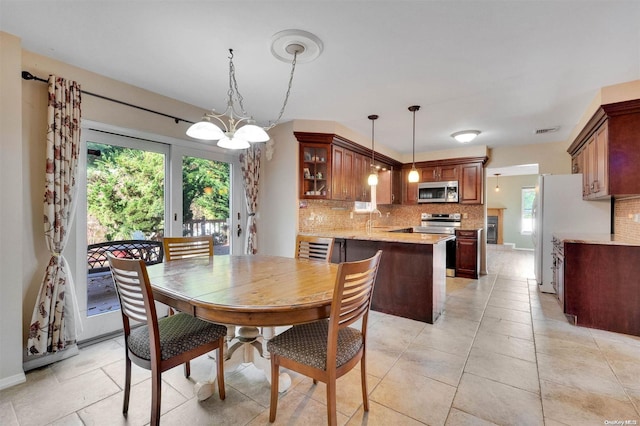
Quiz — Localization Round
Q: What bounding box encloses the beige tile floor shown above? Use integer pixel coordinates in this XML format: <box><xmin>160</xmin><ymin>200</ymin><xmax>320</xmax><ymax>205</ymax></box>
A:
<box><xmin>2</xmin><ymin>247</ymin><xmax>640</xmax><ymax>425</ymax></box>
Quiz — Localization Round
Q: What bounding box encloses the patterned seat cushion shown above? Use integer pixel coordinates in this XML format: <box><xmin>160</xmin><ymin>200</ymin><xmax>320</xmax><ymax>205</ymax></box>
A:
<box><xmin>267</xmin><ymin>320</ymin><xmax>363</xmax><ymax>370</ymax></box>
<box><xmin>128</xmin><ymin>313</ymin><xmax>227</xmax><ymax>361</ymax></box>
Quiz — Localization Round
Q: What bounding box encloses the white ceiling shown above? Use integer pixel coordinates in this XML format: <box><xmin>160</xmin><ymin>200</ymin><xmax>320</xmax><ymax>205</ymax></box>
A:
<box><xmin>2</xmin><ymin>1</ymin><xmax>640</xmax><ymax>156</ymax></box>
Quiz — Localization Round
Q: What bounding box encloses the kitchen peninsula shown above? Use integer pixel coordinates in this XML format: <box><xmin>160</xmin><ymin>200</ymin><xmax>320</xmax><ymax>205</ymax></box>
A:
<box><xmin>554</xmin><ymin>232</ymin><xmax>640</xmax><ymax>337</ymax></box>
<box><xmin>300</xmin><ymin>228</ymin><xmax>453</xmax><ymax>323</ymax></box>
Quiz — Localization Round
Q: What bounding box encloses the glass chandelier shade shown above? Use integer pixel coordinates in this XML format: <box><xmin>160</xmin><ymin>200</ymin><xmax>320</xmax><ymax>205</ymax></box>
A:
<box><xmin>185</xmin><ymin>117</ymin><xmax>225</xmax><ymax>140</ymax></box>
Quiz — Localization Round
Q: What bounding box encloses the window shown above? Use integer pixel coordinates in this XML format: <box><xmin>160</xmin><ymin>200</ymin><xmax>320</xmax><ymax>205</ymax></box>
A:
<box><xmin>521</xmin><ymin>186</ymin><xmax>535</xmax><ymax>234</ymax></box>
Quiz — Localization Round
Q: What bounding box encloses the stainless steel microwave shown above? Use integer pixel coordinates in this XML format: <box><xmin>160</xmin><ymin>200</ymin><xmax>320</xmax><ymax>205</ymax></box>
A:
<box><xmin>417</xmin><ymin>181</ymin><xmax>459</xmax><ymax>203</ymax></box>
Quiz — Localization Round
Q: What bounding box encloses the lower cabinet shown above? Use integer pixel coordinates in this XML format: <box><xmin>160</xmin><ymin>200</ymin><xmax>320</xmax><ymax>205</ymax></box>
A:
<box><xmin>339</xmin><ymin>238</ymin><xmax>446</xmax><ymax>323</ymax></box>
<box><xmin>455</xmin><ymin>229</ymin><xmax>481</xmax><ymax>279</ymax></box>
<box><xmin>564</xmin><ymin>242</ymin><xmax>640</xmax><ymax>336</ymax></box>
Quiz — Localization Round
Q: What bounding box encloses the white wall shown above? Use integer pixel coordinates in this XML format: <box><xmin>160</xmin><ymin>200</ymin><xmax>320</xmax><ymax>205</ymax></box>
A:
<box><xmin>0</xmin><ymin>32</ymin><xmax>27</xmax><ymax>389</ymax></box>
<box><xmin>259</xmin><ymin>121</ymin><xmax>299</xmax><ymax>257</ymax></box>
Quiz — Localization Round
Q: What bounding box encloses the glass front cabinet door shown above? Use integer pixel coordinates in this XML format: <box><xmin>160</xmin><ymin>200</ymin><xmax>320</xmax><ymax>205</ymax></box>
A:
<box><xmin>300</xmin><ymin>144</ymin><xmax>330</xmax><ymax>199</ymax></box>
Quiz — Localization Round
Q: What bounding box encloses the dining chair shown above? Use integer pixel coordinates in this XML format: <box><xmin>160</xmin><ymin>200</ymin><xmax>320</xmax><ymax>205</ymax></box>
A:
<box><xmin>107</xmin><ymin>254</ymin><xmax>227</xmax><ymax>426</ymax></box>
<box><xmin>162</xmin><ymin>235</ymin><xmax>214</xmax><ymax>261</ymax></box>
<box><xmin>295</xmin><ymin>234</ymin><xmax>334</xmax><ymax>262</ymax></box>
<box><xmin>267</xmin><ymin>250</ymin><xmax>383</xmax><ymax>425</ymax></box>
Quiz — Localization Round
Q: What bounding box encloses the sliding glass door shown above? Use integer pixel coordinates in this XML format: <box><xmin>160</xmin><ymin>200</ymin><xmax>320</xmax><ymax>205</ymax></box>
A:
<box><xmin>76</xmin><ymin>128</ymin><xmax>242</xmax><ymax>342</ymax></box>
<box><xmin>180</xmin><ymin>156</ymin><xmax>231</xmax><ymax>255</ymax></box>
<box><xmin>77</xmin><ymin>129</ymin><xmax>169</xmax><ymax>341</ymax></box>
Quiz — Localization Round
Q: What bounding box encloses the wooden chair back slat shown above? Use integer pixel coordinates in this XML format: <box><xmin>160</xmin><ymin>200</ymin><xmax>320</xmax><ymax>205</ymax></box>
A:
<box><xmin>163</xmin><ymin>236</ymin><xmax>214</xmax><ymax>261</ymax></box>
<box><xmin>295</xmin><ymin>235</ymin><xmax>334</xmax><ymax>262</ymax></box>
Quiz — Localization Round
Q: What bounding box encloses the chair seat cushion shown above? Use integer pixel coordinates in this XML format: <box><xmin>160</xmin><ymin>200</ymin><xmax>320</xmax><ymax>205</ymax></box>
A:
<box><xmin>267</xmin><ymin>320</ymin><xmax>362</xmax><ymax>370</ymax></box>
<box><xmin>128</xmin><ymin>313</ymin><xmax>227</xmax><ymax>361</ymax></box>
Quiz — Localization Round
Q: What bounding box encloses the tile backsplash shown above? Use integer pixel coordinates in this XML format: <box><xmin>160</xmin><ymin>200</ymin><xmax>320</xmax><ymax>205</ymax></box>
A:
<box><xmin>298</xmin><ymin>199</ymin><xmax>485</xmax><ymax>232</ymax></box>
<box><xmin>614</xmin><ymin>197</ymin><xmax>640</xmax><ymax>242</ymax></box>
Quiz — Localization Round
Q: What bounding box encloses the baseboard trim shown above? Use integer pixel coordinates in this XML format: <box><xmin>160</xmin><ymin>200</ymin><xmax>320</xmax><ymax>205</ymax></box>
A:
<box><xmin>0</xmin><ymin>372</ymin><xmax>26</xmax><ymax>391</ymax></box>
<box><xmin>22</xmin><ymin>344</ymin><xmax>79</xmax><ymax>372</ymax></box>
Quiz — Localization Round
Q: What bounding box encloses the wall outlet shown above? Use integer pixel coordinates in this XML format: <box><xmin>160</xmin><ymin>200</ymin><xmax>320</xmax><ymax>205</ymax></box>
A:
<box><xmin>634</xmin><ymin>213</ymin><xmax>640</xmax><ymax>223</ymax></box>
<box><xmin>463</xmin><ymin>213</ymin><xmax>468</xmax><ymax>219</ymax></box>
<box><xmin>350</xmin><ymin>211</ymin><xmax>354</xmax><ymax>219</ymax></box>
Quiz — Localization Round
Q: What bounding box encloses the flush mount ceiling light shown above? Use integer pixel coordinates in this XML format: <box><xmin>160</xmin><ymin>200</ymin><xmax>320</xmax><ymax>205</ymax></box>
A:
<box><xmin>187</xmin><ymin>30</ymin><xmax>323</xmax><ymax>150</ymax></box>
<box><xmin>451</xmin><ymin>130</ymin><xmax>481</xmax><ymax>143</ymax></box>
<box><xmin>407</xmin><ymin>105</ymin><xmax>421</xmax><ymax>183</ymax></box>
<box><xmin>368</xmin><ymin>114</ymin><xmax>379</xmax><ymax>186</ymax></box>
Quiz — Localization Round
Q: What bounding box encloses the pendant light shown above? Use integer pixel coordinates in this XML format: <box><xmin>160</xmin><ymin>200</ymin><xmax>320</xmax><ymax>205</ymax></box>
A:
<box><xmin>494</xmin><ymin>173</ymin><xmax>501</xmax><ymax>192</ymax></box>
<box><xmin>407</xmin><ymin>105</ymin><xmax>420</xmax><ymax>183</ymax></box>
<box><xmin>367</xmin><ymin>114</ymin><xmax>379</xmax><ymax>186</ymax></box>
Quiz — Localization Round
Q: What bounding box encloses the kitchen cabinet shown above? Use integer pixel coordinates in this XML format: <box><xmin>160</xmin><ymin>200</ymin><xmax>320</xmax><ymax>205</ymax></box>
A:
<box><xmin>578</xmin><ymin>124</ymin><xmax>608</xmax><ymax>199</ymax></box>
<box><xmin>344</xmin><ymin>238</ymin><xmax>447</xmax><ymax>323</ymax></box>
<box><xmin>568</xmin><ymin>99</ymin><xmax>640</xmax><ymax>199</ymax></box>
<box><xmin>455</xmin><ymin>229</ymin><xmax>481</xmax><ymax>279</ymax></box>
<box><xmin>331</xmin><ymin>145</ymin><xmax>354</xmax><ymax>201</ymax></box>
<box><xmin>353</xmin><ymin>152</ymin><xmax>371</xmax><ymax>202</ymax></box>
<box><xmin>421</xmin><ymin>165</ymin><xmax>459</xmax><ymax>182</ymax></box>
<box><xmin>458</xmin><ymin>162</ymin><xmax>484</xmax><ymax>204</ymax></box>
<box><xmin>564</xmin><ymin>241</ymin><xmax>640</xmax><ymax>337</ymax></box>
<box><xmin>376</xmin><ymin>167</ymin><xmax>402</xmax><ymax>205</ymax></box>
<box><xmin>300</xmin><ymin>143</ymin><xmax>331</xmax><ymax>199</ymax></box>
<box><xmin>402</xmin><ymin>168</ymin><xmax>419</xmax><ymax>204</ymax></box>
<box><xmin>295</xmin><ymin>132</ymin><xmax>402</xmax><ymax>202</ymax></box>
<box><xmin>400</xmin><ymin>157</ymin><xmax>487</xmax><ymax>205</ymax></box>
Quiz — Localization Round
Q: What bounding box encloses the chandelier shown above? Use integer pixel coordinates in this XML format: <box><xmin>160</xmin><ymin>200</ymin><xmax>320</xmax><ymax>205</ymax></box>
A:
<box><xmin>187</xmin><ymin>30</ymin><xmax>323</xmax><ymax>150</ymax></box>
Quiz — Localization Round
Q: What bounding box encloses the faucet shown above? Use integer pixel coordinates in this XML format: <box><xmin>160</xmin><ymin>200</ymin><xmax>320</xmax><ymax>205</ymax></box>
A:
<box><xmin>365</xmin><ymin>209</ymin><xmax>383</xmax><ymax>233</ymax></box>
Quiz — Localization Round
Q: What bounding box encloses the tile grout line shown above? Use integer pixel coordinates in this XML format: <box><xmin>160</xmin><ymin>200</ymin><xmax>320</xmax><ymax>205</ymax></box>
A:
<box><xmin>442</xmin><ymin>271</ymin><xmax>498</xmax><ymax>425</ymax></box>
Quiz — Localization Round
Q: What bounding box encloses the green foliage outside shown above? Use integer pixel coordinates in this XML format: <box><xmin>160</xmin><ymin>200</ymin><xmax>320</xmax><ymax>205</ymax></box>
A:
<box><xmin>182</xmin><ymin>156</ymin><xmax>230</xmax><ymax>222</ymax></box>
<box><xmin>87</xmin><ymin>144</ymin><xmax>230</xmax><ymax>242</ymax></box>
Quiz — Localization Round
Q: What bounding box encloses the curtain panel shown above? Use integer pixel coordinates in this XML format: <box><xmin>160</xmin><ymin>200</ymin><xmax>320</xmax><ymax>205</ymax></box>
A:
<box><xmin>239</xmin><ymin>144</ymin><xmax>262</xmax><ymax>254</ymax></box>
<box><xmin>28</xmin><ymin>76</ymin><xmax>82</xmax><ymax>356</ymax></box>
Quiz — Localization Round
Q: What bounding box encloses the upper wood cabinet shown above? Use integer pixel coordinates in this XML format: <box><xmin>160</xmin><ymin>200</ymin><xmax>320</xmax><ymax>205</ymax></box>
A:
<box><xmin>332</xmin><ymin>145</ymin><xmax>354</xmax><ymax>200</ymax></box>
<box><xmin>353</xmin><ymin>152</ymin><xmax>371</xmax><ymax>202</ymax></box>
<box><xmin>421</xmin><ymin>165</ymin><xmax>459</xmax><ymax>182</ymax></box>
<box><xmin>295</xmin><ymin>132</ymin><xmax>402</xmax><ymax>202</ymax></box>
<box><xmin>299</xmin><ymin>142</ymin><xmax>331</xmax><ymax>199</ymax></box>
<box><xmin>402</xmin><ymin>168</ymin><xmax>419</xmax><ymax>204</ymax></box>
<box><xmin>376</xmin><ymin>166</ymin><xmax>402</xmax><ymax>205</ymax></box>
<box><xmin>401</xmin><ymin>157</ymin><xmax>487</xmax><ymax>205</ymax></box>
<box><xmin>568</xmin><ymin>99</ymin><xmax>640</xmax><ymax>199</ymax></box>
<box><xmin>459</xmin><ymin>162</ymin><xmax>484</xmax><ymax>204</ymax></box>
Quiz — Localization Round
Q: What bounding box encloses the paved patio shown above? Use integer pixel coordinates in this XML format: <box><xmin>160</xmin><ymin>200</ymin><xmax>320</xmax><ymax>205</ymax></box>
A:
<box><xmin>87</xmin><ymin>243</ymin><xmax>230</xmax><ymax>316</ymax></box>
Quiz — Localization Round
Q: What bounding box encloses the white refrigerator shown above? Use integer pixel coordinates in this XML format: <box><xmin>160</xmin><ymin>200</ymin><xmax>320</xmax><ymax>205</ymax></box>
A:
<box><xmin>532</xmin><ymin>174</ymin><xmax>611</xmax><ymax>293</ymax></box>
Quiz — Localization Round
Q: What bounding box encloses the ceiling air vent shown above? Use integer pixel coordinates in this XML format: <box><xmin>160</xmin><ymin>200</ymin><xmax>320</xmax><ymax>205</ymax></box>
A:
<box><xmin>534</xmin><ymin>126</ymin><xmax>560</xmax><ymax>135</ymax></box>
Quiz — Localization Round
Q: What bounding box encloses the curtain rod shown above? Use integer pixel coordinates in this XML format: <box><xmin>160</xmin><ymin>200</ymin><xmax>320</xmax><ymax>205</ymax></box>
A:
<box><xmin>21</xmin><ymin>71</ymin><xmax>193</xmax><ymax>125</ymax></box>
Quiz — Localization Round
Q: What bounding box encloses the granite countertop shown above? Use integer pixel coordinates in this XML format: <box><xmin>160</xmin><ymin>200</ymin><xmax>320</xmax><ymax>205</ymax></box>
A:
<box><xmin>299</xmin><ymin>227</ymin><xmax>455</xmax><ymax>245</ymax></box>
<box><xmin>554</xmin><ymin>232</ymin><xmax>640</xmax><ymax>247</ymax></box>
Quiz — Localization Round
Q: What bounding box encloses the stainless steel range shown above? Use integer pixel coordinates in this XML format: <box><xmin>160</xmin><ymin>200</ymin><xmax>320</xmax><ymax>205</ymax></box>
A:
<box><xmin>415</xmin><ymin>213</ymin><xmax>461</xmax><ymax>235</ymax></box>
<box><xmin>415</xmin><ymin>213</ymin><xmax>460</xmax><ymax>277</ymax></box>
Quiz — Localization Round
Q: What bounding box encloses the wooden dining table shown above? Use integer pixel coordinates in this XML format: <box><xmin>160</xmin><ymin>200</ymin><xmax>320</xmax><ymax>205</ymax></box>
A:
<box><xmin>146</xmin><ymin>254</ymin><xmax>338</xmax><ymax>400</ymax></box>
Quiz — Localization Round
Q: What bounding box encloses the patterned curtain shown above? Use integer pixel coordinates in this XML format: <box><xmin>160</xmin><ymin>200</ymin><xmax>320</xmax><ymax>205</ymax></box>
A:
<box><xmin>239</xmin><ymin>144</ymin><xmax>262</xmax><ymax>254</ymax></box>
<box><xmin>28</xmin><ymin>76</ymin><xmax>82</xmax><ymax>356</ymax></box>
